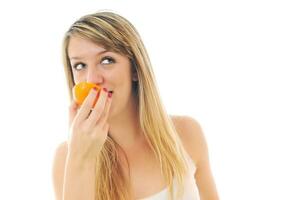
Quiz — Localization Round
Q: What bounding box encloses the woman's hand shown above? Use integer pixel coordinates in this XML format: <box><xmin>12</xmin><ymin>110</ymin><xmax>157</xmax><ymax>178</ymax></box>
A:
<box><xmin>67</xmin><ymin>88</ymin><xmax>112</xmax><ymax>165</ymax></box>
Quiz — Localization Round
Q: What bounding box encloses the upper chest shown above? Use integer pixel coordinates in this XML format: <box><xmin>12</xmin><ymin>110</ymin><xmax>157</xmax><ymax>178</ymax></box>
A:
<box><xmin>119</xmin><ymin>142</ymin><xmax>167</xmax><ymax>199</ymax></box>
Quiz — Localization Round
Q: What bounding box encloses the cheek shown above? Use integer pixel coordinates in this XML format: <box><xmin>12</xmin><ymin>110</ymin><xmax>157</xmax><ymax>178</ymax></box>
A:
<box><xmin>72</xmin><ymin>71</ymin><xmax>81</xmax><ymax>84</ymax></box>
<box><xmin>73</xmin><ymin>77</ymin><xmax>80</xmax><ymax>84</ymax></box>
<box><xmin>112</xmin><ymin>75</ymin><xmax>133</xmax><ymax>102</ymax></box>
<box><xmin>72</xmin><ymin>71</ymin><xmax>88</xmax><ymax>84</ymax></box>
<box><xmin>116</xmin><ymin>73</ymin><xmax>132</xmax><ymax>91</ymax></box>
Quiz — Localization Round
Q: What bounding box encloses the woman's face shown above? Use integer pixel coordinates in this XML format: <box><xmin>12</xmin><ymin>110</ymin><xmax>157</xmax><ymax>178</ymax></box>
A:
<box><xmin>67</xmin><ymin>35</ymin><xmax>137</xmax><ymax>118</ymax></box>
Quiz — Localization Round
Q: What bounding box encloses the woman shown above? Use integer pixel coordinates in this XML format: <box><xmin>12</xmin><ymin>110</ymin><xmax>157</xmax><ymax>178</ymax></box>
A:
<box><xmin>52</xmin><ymin>11</ymin><xmax>219</xmax><ymax>200</ymax></box>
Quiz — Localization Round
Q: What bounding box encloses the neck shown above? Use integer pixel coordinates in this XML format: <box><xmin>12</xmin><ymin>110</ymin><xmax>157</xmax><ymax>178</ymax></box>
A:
<box><xmin>108</xmin><ymin>96</ymin><xmax>143</xmax><ymax>150</ymax></box>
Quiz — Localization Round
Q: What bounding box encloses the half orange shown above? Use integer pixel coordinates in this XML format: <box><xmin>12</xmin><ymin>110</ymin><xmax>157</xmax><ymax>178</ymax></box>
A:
<box><xmin>72</xmin><ymin>82</ymin><xmax>102</xmax><ymax>107</ymax></box>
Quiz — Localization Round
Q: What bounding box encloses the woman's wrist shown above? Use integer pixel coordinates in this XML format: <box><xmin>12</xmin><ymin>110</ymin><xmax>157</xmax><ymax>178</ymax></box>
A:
<box><xmin>66</xmin><ymin>152</ymin><xmax>97</xmax><ymax>171</ymax></box>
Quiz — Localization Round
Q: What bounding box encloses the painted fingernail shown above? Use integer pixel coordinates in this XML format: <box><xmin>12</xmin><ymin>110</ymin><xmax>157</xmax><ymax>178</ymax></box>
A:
<box><xmin>108</xmin><ymin>92</ymin><xmax>113</xmax><ymax>98</ymax></box>
<box><xmin>93</xmin><ymin>87</ymin><xmax>99</xmax><ymax>91</ymax></box>
<box><xmin>103</xmin><ymin>88</ymin><xmax>108</xmax><ymax>92</ymax></box>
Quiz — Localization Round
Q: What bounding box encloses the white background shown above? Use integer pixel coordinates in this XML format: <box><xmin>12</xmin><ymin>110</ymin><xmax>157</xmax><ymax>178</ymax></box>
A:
<box><xmin>0</xmin><ymin>0</ymin><xmax>300</xmax><ymax>199</ymax></box>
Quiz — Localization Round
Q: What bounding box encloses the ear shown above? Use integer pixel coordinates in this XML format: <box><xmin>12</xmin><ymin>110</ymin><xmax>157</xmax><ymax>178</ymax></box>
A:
<box><xmin>131</xmin><ymin>59</ymin><xmax>138</xmax><ymax>81</ymax></box>
<box><xmin>132</xmin><ymin>71</ymin><xmax>138</xmax><ymax>81</ymax></box>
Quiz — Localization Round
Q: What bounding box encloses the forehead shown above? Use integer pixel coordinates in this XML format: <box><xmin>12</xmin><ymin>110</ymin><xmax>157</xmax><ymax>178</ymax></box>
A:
<box><xmin>68</xmin><ymin>36</ymin><xmax>107</xmax><ymax>58</ymax></box>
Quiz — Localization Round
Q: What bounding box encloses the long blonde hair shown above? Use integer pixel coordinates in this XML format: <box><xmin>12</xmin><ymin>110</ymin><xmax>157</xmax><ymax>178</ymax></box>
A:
<box><xmin>62</xmin><ymin>11</ymin><xmax>189</xmax><ymax>200</ymax></box>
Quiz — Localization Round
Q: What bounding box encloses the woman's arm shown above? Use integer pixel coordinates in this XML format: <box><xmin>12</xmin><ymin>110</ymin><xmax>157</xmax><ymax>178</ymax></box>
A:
<box><xmin>52</xmin><ymin>142</ymin><xmax>67</xmax><ymax>200</ymax></box>
<box><xmin>63</xmin><ymin>151</ymin><xmax>96</xmax><ymax>200</ymax></box>
<box><xmin>173</xmin><ymin>116</ymin><xmax>220</xmax><ymax>200</ymax></box>
<box><xmin>52</xmin><ymin>142</ymin><xmax>96</xmax><ymax>200</ymax></box>
<box><xmin>52</xmin><ymin>88</ymin><xmax>112</xmax><ymax>200</ymax></box>
<box><xmin>193</xmin><ymin>133</ymin><xmax>219</xmax><ymax>200</ymax></box>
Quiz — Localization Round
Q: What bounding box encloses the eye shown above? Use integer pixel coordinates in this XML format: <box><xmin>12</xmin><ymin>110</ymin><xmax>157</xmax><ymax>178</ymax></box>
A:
<box><xmin>101</xmin><ymin>56</ymin><xmax>115</xmax><ymax>65</ymax></box>
<box><xmin>72</xmin><ymin>63</ymin><xmax>85</xmax><ymax>71</ymax></box>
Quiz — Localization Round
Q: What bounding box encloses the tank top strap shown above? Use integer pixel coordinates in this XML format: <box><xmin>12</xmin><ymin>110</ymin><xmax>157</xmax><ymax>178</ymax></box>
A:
<box><xmin>182</xmin><ymin>147</ymin><xmax>197</xmax><ymax>174</ymax></box>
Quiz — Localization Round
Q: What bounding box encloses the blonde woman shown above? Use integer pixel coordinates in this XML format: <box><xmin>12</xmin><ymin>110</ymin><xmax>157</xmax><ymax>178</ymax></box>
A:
<box><xmin>52</xmin><ymin>11</ymin><xmax>219</xmax><ymax>200</ymax></box>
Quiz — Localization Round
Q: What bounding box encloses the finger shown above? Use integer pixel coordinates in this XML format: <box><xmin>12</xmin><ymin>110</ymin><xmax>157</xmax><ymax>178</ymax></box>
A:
<box><xmin>69</xmin><ymin>100</ymin><xmax>79</xmax><ymax>127</ymax></box>
<box><xmin>86</xmin><ymin>89</ymin><xmax>108</xmax><ymax>127</ymax></box>
<box><xmin>103</xmin><ymin>123</ymin><xmax>110</xmax><ymax>132</ymax></box>
<box><xmin>96</xmin><ymin>92</ymin><xmax>112</xmax><ymax>127</ymax></box>
<box><xmin>76</xmin><ymin>87</ymin><xmax>99</xmax><ymax>122</ymax></box>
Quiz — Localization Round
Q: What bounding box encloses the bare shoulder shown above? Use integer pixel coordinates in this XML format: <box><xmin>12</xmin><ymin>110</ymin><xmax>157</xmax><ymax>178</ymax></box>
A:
<box><xmin>171</xmin><ymin>115</ymin><xmax>219</xmax><ymax>199</ymax></box>
<box><xmin>171</xmin><ymin>115</ymin><xmax>209</xmax><ymax>166</ymax></box>
<box><xmin>52</xmin><ymin>141</ymin><xmax>68</xmax><ymax>200</ymax></box>
<box><xmin>52</xmin><ymin>141</ymin><xmax>68</xmax><ymax>168</ymax></box>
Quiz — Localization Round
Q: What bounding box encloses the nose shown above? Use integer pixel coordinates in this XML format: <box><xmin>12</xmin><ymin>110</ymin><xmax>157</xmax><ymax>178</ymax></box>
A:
<box><xmin>86</xmin><ymin>66</ymin><xmax>104</xmax><ymax>84</ymax></box>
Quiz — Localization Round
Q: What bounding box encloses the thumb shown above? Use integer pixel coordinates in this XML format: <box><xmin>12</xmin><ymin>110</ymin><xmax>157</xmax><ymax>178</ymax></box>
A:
<box><xmin>69</xmin><ymin>100</ymin><xmax>79</xmax><ymax>128</ymax></box>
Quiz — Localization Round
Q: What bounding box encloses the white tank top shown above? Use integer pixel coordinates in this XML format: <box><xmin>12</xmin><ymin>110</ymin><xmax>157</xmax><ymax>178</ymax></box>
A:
<box><xmin>137</xmin><ymin>151</ymin><xmax>200</xmax><ymax>200</ymax></box>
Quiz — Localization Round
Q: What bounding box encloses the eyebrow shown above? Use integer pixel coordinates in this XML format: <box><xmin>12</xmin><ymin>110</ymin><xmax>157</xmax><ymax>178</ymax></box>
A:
<box><xmin>69</xmin><ymin>50</ymin><xmax>109</xmax><ymax>60</ymax></box>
